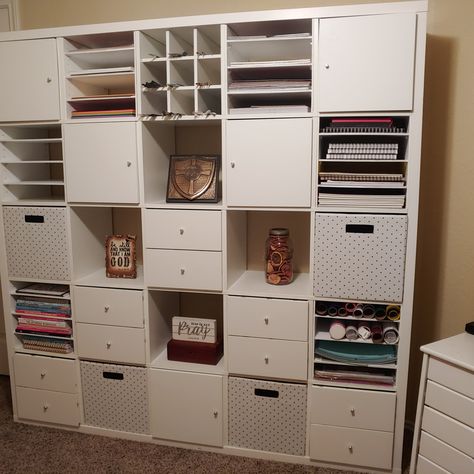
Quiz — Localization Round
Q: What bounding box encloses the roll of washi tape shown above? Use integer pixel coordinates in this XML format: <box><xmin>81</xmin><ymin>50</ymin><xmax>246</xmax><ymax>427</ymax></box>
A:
<box><xmin>327</xmin><ymin>304</ymin><xmax>339</xmax><ymax>317</ymax></box>
<box><xmin>357</xmin><ymin>322</ymin><xmax>372</xmax><ymax>340</ymax></box>
<box><xmin>362</xmin><ymin>304</ymin><xmax>375</xmax><ymax>319</ymax></box>
<box><xmin>345</xmin><ymin>324</ymin><xmax>359</xmax><ymax>340</ymax></box>
<box><xmin>329</xmin><ymin>321</ymin><xmax>346</xmax><ymax>340</ymax></box>
<box><xmin>353</xmin><ymin>304</ymin><xmax>364</xmax><ymax>318</ymax></box>
<box><xmin>337</xmin><ymin>306</ymin><xmax>348</xmax><ymax>317</ymax></box>
<box><xmin>386</xmin><ymin>305</ymin><xmax>400</xmax><ymax>321</ymax></box>
<box><xmin>345</xmin><ymin>302</ymin><xmax>356</xmax><ymax>314</ymax></box>
<box><xmin>374</xmin><ymin>306</ymin><xmax>387</xmax><ymax>320</ymax></box>
<box><xmin>383</xmin><ymin>323</ymin><xmax>399</xmax><ymax>344</ymax></box>
<box><xmin>315</xmin><ymin>302</ymin><xmax>328</xmax><ymax>316</ymax></box>
<box><xmin>371</xmin><ymin>323</ymin><xmax>384</xmax><ymax>343</ymax></box>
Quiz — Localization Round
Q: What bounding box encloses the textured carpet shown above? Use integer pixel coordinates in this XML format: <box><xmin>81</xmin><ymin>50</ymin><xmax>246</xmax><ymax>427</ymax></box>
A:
<box><xmin>0</xmin><ymin>375</ymin><xmax>367</xmax><ymax>474</ymax></box>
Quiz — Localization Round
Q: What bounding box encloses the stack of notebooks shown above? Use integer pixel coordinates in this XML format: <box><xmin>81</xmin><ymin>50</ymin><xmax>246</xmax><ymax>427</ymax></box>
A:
<box><xmin>321</xmin><ymin>117</ymin><xmax>406</xmax><ymax>134</ymax></box>
<box><xmin>229</xmin><ymin>58</ymin><xmax>311</xmax><ymax>68</ymax></box>
<box><xmin>21</xmin><ymin>336</ymin><xmax>73</xmax><ymax>354</ymax></box>
<box><xmin>325</xmin><ymin>142</ymin><xmax>399</xmax><ymax>160</ymax></box>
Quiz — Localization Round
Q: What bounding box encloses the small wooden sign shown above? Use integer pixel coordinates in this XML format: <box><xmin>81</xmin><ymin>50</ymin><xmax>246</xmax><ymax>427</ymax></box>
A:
<box><xmin>172</xmin><ymin>316</ymin><xmax>216</xmax><ymax>343</ymax></box>
<box><xmin>105</xmin><ymin>234</ymin><xmax>137</xmax><ymax>279</ymax></box>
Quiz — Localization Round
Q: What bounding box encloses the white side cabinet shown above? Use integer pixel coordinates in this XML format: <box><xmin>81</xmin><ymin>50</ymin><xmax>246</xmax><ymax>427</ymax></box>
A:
<box><xmin>318</xmin><ymin>13</ymin><xmax>417</xmax><ymax>112</ymax></box>
<box><xmin>0</xmin><ymin>39</ymin><xmax>60</xmax><ymax>122</ymax></box>
<box><xmin>64</xmin><ymin>122</ymin><xmax>139</xmax><ymax>204</ymax></box>
<box><xmin>149</xmin><ymin>369</ymin><xmax>223</xmax><ymax>447</ymax></box>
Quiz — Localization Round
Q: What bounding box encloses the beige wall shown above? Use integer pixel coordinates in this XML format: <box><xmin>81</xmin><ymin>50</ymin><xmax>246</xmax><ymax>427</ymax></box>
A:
<box><xmin>17</xmin><ymin>0</ymin><xmax>474</xmax><ymax>421</ymax></box>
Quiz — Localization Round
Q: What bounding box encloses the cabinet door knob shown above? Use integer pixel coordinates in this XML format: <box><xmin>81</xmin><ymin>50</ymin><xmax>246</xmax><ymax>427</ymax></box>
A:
<box><xmin>264</xmin><ymin>356</ymin><xmax>269</xmax><ymax>364</ymax></box>
<box><xmin>213</xmin><ymin>411</ymin><xmax>218</xmax><ymax>418</ymax></box>
<box><xmin>350</xmin><ymin>407</ymin><xmax>355</xmax><ymax>416</ymax></box>
<box><xmin>264</xmin><ymin>317</ymin><xmax>269</xmax><ymax>325</ymax></box>
<box><xmin>40</xmin><ymin>371</ymin><xmax>47</xmax><ymax>378</ymax></box>
<box><xmin>43</xmin><ymin>404</ymin><xmax>49</xmax><ymax>411</ymax></box>
<box><xmin>324</xmin><ymin>63</ymin><xmax>330</xmax><ymax>69</ymax></box>
<box><xmin>104</xmin><ymin>305</ymin><xmax>110</xmax><ymax>313</ymax></box>
<box><xmin>46</xmin><ymin>77</ymin><xmax>52</xmax><ymax>83</ymax></box>
<box><xmin>179</xmin><ymin>228</ymin><xmax>184</xmax><ymax>235</ymax></box>
<box><xmin>348</xmin><ymin>444</ymin><xmax>353</xmax><ymax>453</ymax></box>
<box><xmin>106</xmin><ymin>341</ymin><xmax>112</xmax><ymax>349</ymax></box>
<box><xmin>126</xmin><ymin>161</ymin><xmax>132</xmax><ymax>167</ymax></box>
<box><xmin>180</xmin><ymin>268</ymin><xmax>185</xmax><ymax>275</ymax></box>
<box><xmin>230</xmin><ymin>162</ymin><xmax>236</xmax><ymax>168</ymax></box>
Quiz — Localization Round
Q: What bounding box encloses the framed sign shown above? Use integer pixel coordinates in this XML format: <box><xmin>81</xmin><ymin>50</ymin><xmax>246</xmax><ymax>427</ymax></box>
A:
<box><xmin>172</xmin><ymin>316</ymin><xmax>217</xmax><ymax>343</ymax></box>
<box><xmin>105</xmin><ymin>234</ymin><xmax>137</xmax><ymax>278</ymax></box>
<box><xmin>166</xmin><ymin>155</ymin><xmax>220</xmax><ymax>203</ymax></box>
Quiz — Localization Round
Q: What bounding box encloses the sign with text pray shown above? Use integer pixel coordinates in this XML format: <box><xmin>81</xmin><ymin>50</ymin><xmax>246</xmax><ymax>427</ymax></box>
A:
<box><xmin>172</xmin><ymin>316</ymin><xmax>217</xmax><ymax>343</ymax></box>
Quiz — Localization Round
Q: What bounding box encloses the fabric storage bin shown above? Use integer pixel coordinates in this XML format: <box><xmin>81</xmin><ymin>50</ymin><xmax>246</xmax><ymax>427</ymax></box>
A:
<box><xmin>3</xmin><ymin>206</ymin><xmax>71</xmax><ymax>280</ymax></box>
<box><xmin>314</xmin><ymin>213</ymin><xmax>407</xmax><ymax>302</ymax></box>
<box><xmin>80</xmin><ymin>361</ymin><xmax>149</xmax><ymax>434</ymax></box>
<box><xmin>228</xmin><ymin>376</ymin><xmax>307</xmax><ymax>456</ymax></box>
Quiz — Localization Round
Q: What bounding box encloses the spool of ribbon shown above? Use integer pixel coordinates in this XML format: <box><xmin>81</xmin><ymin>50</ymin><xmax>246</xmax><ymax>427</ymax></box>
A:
<box><xmin>337</xmin><ymin>306</ymin><xmax>348</xmax><ymax>317</ymax></box>
<box><xmin>386</xmin><ymin>305</ymin><xmax>400</xmax><ymax>321</ymax></box>
<box><xmin>329</xmin><ymin>321</ymin><xmax>346</xmax><ymax>340</ymax></box>
<box><xmin>345</xmin><ymin>324</ymin><xmax>359</xmax><ymax>340</ymax></box>
<box><xmin>345</xmin><ymin>302</ymin><xmax>356</xmax><ymax>314</ymax></box>
<box><xmin>362</xmin><ymin>304</ymin><xmax>375</xmax><ymax>319</ymax></box>
<box><xmin>315</xmin><ymin>302</ymin><xmax>328</xmax><ymax>316</ymax></box>
<box><xmin>371</xmin><ymin>323</ymin><xmax>384</xmax><ymax>343</ymax></box>
<box><xmin>327</xmin><ymin>304</ymin><xmax>339</xmax><ymax>317</ymax></box>
<box><xmin>383</xmin><ymin>323</ymin><xmax>399</xmax><ymax>344</ymax></box>
<box><xmin>357</xmin><ymin>322</ymin><xmax>372</xmax><ymax>340</ymax></box>
<box><xmin>353</xmin><ymin>304</ymin><xmax>364</xmax><ymax>318</ymax></box>
<box><xmin>374</xmin><ymin>306</ymin><xmax>387</xmax><ymax>320</ymax></box>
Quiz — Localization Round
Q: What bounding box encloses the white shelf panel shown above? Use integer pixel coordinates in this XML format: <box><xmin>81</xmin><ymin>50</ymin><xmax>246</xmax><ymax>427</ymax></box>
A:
<box><xmin>0</xmin><ymin>138</ymin><xmax>62</xmax><ymax>143</ymax></box>
<box><xmin>316</xmin><ymin>315</ymin><xmax>400</xmax><ymax>323</ymax></box>
<box><xmin>315</xmin><ymin>206</ymin><xmax>407</xmax><ymax>214</ymax></box>
<box><xmin>151</xmin><ymin>348</ymin><xmax>225</xmax><ymax>375</ymax></box>
<box><xmin>4</xmin><ymin>180</ymin><xmax>64</xmax><ymax>186</ymax></box>
<box><xmin>66</xmin><ymin>72</ymin><xmax>135</xmax><ymax>88</ymax></box>
<box><xmin>227</xmin><ymin>88</ymin><xmax>311</xmax><ymax>95</ymax></box>
<box><xmin>140</xmin><ymin>115</ymin><xmax>222</xmax><ymax>122</ymax></box>
<box><xmin>1</xmin><ymin>160</ymin><xmax>63</xmax><ymax>164</ymax></box>
<box><xmin>315</xmin><ymin>333</ymin><xmax>398</xmax><ymax>345</ymax></box>
<box><xmin>74</xmin><ymin>265</ymin><xmax>144</xmax><ymax>289</ymax></box>
<box><xmin>1</xmin><ymin>198</ymin><xmax>66</xmax><ymax>206</ymax></box>
<box><xmin>14</xmin><ymin>348</ymin><xmax>76</xmax><ymax>359</ymax></box>
<box><xmin>313</xmin><ymin>356</ymin><xmax>397</xmax><ymax>370</ymax></box>
<box><xmin>227</xmin><ymin>36</ymin><xmax>312</xmax><ymax>43</ymax></box>
<box><xmin>144</xmin><ymin>201</ymin><xmax>223</xmax><ymax>210</ymax></box>
<box><xmin>312</xmin><ymin>379</ymin><xmax>396</xmax><ymax>392</ymax></box>
<box><xmin>227</xmin><ymin>270</ymin><xmax>312</xmax><ymax>299</ymax></box>
<box><xmin>227</xmin><ymin>112</ymin><xmax>313</xmax><ymax>120</ymax></box>
<box><xmin>66</xmin><ymin>46</ymin><xmax>134</xmax><ymax>68</ymax></box>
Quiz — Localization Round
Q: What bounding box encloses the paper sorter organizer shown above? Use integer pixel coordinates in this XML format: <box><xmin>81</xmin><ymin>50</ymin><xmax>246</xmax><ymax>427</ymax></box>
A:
<box><xmin>314</xmin><ymin>213</ymin><xmax>408</xmax><ymax>302</ymax></box>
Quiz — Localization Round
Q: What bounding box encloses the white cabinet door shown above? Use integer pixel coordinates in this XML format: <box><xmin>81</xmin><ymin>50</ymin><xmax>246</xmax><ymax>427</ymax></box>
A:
<box><xmin>318</xmin><ymin>13</ymin><xmax>416</xmax><ymax>112</ymax></box>
<box><xmin>226</xmin><ymin>118</ymin><xmax>312</xmax><ymax>207</ymax></box>
<box><xmin>0</xmin><ymin>39</ymin><xmax>60</xmax><ymax>121</ymax></box>
<box><xmin>150</xmin><ymin>369</ymin><xmax>223</xmax><ymax>447</ymax></box>
<box><xmin>64</xmin><ymin>122</ymin><xmax>139</xmax><ymax>203</ymax></box>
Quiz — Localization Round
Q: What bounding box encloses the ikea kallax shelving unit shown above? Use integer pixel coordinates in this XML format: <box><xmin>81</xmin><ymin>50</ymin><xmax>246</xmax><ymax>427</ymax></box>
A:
<box><xmin>0</xmin><ymin>2</ymin><xmax>427</xmax><ymax>473</ymax></box>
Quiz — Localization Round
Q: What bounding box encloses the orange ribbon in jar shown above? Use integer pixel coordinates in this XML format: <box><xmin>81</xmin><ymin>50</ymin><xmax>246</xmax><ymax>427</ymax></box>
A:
<box><xmin>265</xmin><ymin>228</ymin><xmax>294</xmax><ymax>285</ymax></box>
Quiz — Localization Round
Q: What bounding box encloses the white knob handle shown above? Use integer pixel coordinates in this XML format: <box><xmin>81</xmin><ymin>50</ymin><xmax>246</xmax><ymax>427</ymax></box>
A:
<box><xmin>43</xmin><ymin>404</ymin><xmax>49</xmax><ymax>411</ymax></box>
<box><xmin>46</xmin><ymin>77</ymin><xmax>52</xmax><ymax>83</ymax></box>
<box><xmin>324</xmin><ymin>63</ymin><xmax>330</xmax><ymax>69</ymax></box>
<box><xmin>348</xmin><ymin>444</ymin><xmax>353</xmax><ymax>453</ymax></box>
<box><xmin>350</xmin><ymin>407</ymin><xmax>355</xmax><ymax>416</ymax></box>
<box><xmin>179</xmin><ymin>228</ymin><xmax>184</xmax><ymax>235</ymax></box>
<box><xmin>126</xmin><ymin>161</ymin><xmax>132</xmax><ymax>167</ymax></box>
<box><xmin>264</xmin><ymin>356</ymin><xmax>269</xmax><ymax>364</ymax></box>
<box><xmin>264</xmin><ymin>317</ymin><xmax>269</xmax><ymax>325</ymax></box>
<box><xmin>106</xmin><ymin>341</ymin><xmax>112</xmax><ymax>349</ymax></box>
<box><xmin>213</xmin><ymin>411</ymin><xmax>218</xmax><ymax>418</ymax></box>
<box><xmin>230</xmin><ymin>162</ymin><xmax>235</xmax><ymax>168</ymax></box>
<box><xmin>180</xmin><ymin>268</ymin><xmax>185</xmax><ymax>275</ymax></box>
<box><xmin>104</xmin><ymin>305</ymin><xmax>110</xmax><ymax>313</ymax></box>
<box><xmin>40</xmin><ymin>371</ymin><xmax>46</xmax><ymax>378</ymax></box>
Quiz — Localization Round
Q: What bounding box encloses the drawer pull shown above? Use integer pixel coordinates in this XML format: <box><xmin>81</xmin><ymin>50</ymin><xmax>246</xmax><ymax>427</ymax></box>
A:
<box><xmin>24</xmin><ymin>215</ymin><xmax>44</xmax><ymax>223</ymax></box>
<box><xmin>102</xmin><ymin>371</ymin><xmax>124</xmax><ymax>380</ymax></box>
<box><xmin>348</xmin><ymin>444</ymin><xmax>353</xmax><ymax>453</ymax></box>
<box><xmin>264</xmin><ymin>317</ymin><xmax>269</xmax><ymax>325</ymax></box>
<box><xmin>255</xmin><ymin>388</ymin><xmax>279</xmax><ymax>398</ymax></box>
<box><xmin>106</xmin><ymin>341</ymin><xmax>112</xmax><ymax>349</ymax></box>
<box><xmin>230</xmin><ymin>162</ymin><xmax>236</xmax><ymax>168</ymax></box>
<box><xmin>350</xmin><ymin>407</ymin><xmax>355</xmax><ymax>416</ymax></box>
<box><xmin>264</xmin><ymin>356</ymin><xmax>269</xmax><ymax>364</ymax></box>
<box><xmin>43</xmin><ymin>403</ymin><xmax>49</xmax><ymax>411</ymax></box>
<box><xmin>40</xmin><ymin>371</ymin><xmax>46</xmax><ymax>378</ymax></box>
<box><xmin>104</xmin><ymin>305</ymin><xmax>110</xmax><ymax>313</ymax></box>
<box><xmin>346</xmin><ymin>224</ymin><xmax>374</xmax><ymax>234</ymax></box>
<box><xmin>180</xmin><ymin>268</ymin><xmax>185</xmax><ymax>275</ymax></box>
<box><xmin>213</xmin><ymin>411</ymin><xmax>218</xmax><ymax>418</ymax></box>
<box><xmin>126</xmin><ymin>161</ymin><xmax>132</xmax><ymax>167</ymax></box>
<box><xmin>179</xmin><ymin>228</ymin><xmax>184</xmax><ymax>235</ymax></box>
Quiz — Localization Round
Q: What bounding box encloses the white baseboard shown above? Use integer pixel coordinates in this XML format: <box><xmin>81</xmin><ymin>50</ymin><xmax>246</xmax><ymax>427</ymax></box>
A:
<box><xmin>0</xmin><ymin>333</ymin><xmax>9</xmax><ymax>375</ymax></box>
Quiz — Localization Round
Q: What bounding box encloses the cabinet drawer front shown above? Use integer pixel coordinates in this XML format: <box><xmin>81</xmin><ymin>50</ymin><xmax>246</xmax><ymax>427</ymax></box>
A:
<box><xmin>14</xmin><ymin>353</ymin><xmax>77</xmax><ymax>393</ymax></box>
<box><xmin>145</xmin><ymin>249</ymin><xmax>222</xmax><ymax>291</ymax></box>
<box><xmin>310</xmin><ymin>386</ymin><xmax>396</xmax><ymax>432</ymax></box>
<box><xmin>74</xmin><ymin>286</ymin><xmax>143</xmax><ymax>328</ymax></box>
<box><xmin>416</xmin><ymin>455</ymin><xmax>450</xmax><ymax>474</ymax></box>
<box><xmin>227</xmin><ymin>296</ymin><xmax>308</xmax><ymax>341</ymax></box>
<box><xmin>227</xmin><ymin>336</ymin><xmax>307</xmax><ymax>381</ymax></box>
<box><xmin>421</xmin><ymin>406</ymin><xmax>474</xmax><ymax>457</ymax></box>
<box><xmin>76</xmin><ymin>323</ymin><xmax>145</xmax><ymax>365</ymax></box>
<box><xmin>419</xmin><ymin>431</ymin><xmax>474</xmax><ymax>474</ymax></box>
<box><xmin>309</xmin><ymin>424</ymin><xmax>393</xmax><ymax>469</ymax></box>
<box><xmin>425</xmin><ymin>380</ymin><xmax>474</xmax><ymax>427</ymax></box>
<box><xmin>428</xmin><ymin>357</ymin><xmax>474</xmax><ymax>399</ymax></box>
<box><xmin>16</xmin><ymin>386</ymin><xmax>79</xmax><ymax>426</ymax></box>
<box><xmin>144</xmin><ymin>209</ymin><xmax>221</xmax><ymax>251</ymax></box>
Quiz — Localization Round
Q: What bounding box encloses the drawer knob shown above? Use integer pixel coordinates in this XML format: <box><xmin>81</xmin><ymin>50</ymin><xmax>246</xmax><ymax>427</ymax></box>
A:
<box><xmin>179</xmin><ymin>228</ymin><xmax>184</xmax><ymax>235</ymax></box>
<box><xmin>106</xmin><ymin>341</ymin><xmax>112</xmax><ymax>349</ymax></box>
<box><xmin>350</xmin><ymin>407</ymin><xmax>355</xmax><ymax>416</ymax></box>
<box><xmin>348</xmin><ymin>444</ymin><xmax>353</xmax><ymax>453</ymax></box>
<box><xmin>264</xmin><ymin>317</ymin><xmax>269</xmax><ymax>325</ymax></box>
<box><xmin>213</xmin><ymin>411</ymin><xmax>218</xmax><ymax>418</ymax></box>
<box><xmin>180</xmin><ymin>268</ymin><xmax>185</xmax><ymax>275</ymax></box>
<box><xmin>104</xmin><ymin>305</ymin><xmax>110</xmax><ymax>313</ymax></box>
<box><xmin>264</xmin><ymin>356</ymin><xmax>269</xmax><ymax>364</ymax></box>
<box><xmin>230</xmin><ymin>162</ymin><xmax>236</xmax><ymax>168</ymax></box>
<box><xmin>43</xmin><ymin>404</ymin><xmax>49</xmax><ymax>411</ymax></box>
<box><xmin>126</xmin><ymin>161</ymin><xmax>132</xmax><ymax>167</ymax></box>
<box><xmin>46</xmin><ymin>77</ymin><xmax>52</xmax><ymax>83</ymax></box>
<box><xmin>324</xmin><ymin>63</ymin><xmax>330</xmax><ymax>69</ymax></box>
<box><xmin>40</xmin><ymin>371</ymin><xmax>46</xmax><ymax>378</ymax></box>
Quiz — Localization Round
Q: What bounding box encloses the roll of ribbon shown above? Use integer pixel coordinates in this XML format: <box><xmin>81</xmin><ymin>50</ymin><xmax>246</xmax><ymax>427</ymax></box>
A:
<box><xmin>362</xmin><ymin>304</ymin><xmax>375</xmax><ymax>319</ymax></box>
<box><xmin>345</xmin><ymin>324</ymin><xmax>359</xmax><ymax>340</ymax></box>
<box><xmin>337</xmin><ymin>306</ymin><xmax>348</xmax><ymax>317</ymax></box>
<box><xmin>386</xmin><ymin>305</ymin><xmax>400</xmax><ymax>321</ymax></box>
<box><xmin>345</xmin><ymin>302</ymin><xmax>356</xmax><ymax>314</ymax></box>
<box><xmin>315</xmin><ymin>302</ymin><xmax>328</xmax><ymax>316</ymax></box>
<box><xmin>329</xmin><ymin>321</ymin><xmax>346</xmax><ymax>340</ymax></box>
<box><xmin>353</xmin><ymin>304</ymin><xmax>364</xmax><ymax>318</ymax></box>
<box><xmin>327</xmin><ymin>304</ymin><xmax>339</xmax><ymax>317</ymax></box>
<box><xmin>371</xmin><ymin>323</ymin><xmax>384</xmax><ymax>343</ymax></box>
<box><xmin>357</xmin><ymin>322</ymin><xmax>372</xmax><ymax>340</ymax></box>
<box><xmin>374</xmin><ymin>306</ymin><xmax>387</xmax><ymax>320</ymax></box>
<box><xmin>383</xmin><ymin>323</ymin><xmax>399</xmax><ymax>344</ymax></box>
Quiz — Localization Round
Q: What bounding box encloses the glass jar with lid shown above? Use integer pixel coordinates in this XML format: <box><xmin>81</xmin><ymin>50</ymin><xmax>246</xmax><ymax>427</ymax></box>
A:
<box><xmin>265</xmin><ymin>228</ymin><xmax>294</xmax><ymax>285</ymax></box>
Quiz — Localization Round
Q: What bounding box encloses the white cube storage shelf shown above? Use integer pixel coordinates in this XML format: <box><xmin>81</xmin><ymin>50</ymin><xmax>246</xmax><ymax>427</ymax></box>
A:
<box><xmin>0</xmin><ymin>2</ymin><xmax>427</xmax><ymax>472</ymax></box>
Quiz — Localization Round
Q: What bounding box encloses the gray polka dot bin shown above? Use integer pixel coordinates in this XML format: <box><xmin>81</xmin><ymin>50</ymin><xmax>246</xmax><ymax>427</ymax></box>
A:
<box><xmin>80</xmin><ymin>361</ymin><xmax>149</xmax><ymax>434</ymax></box>
<box><xmin>228</xmin><ymin>377</ymin><xmax>307</xmax><ymax>455</ymax></box>
<box><xmin>314</xmin><ymin>213</ymin><xmax>407</xmax><ymax>302</ymax></box>
<box><xmin>3</xmin><ymin>206</ymin><xmax>71</xmax><ymax>281</ymax></box>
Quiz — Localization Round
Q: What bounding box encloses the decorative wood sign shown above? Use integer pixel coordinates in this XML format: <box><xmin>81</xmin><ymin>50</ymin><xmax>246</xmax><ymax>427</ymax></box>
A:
<box><xmin>172</xmin><ymin>316</ymin><xmax>217</xmax><ymax>343</ymax></box>
<box><xmin>105</xmin><ymin>234</ymin><xmax>137</xmax><ymax>279</ymax></box>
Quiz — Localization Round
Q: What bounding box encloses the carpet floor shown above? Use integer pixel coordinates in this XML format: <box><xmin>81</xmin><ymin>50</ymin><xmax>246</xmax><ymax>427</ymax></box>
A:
<box><xmin>0</xmin><ymin>374</ymin><xmax>397</xmax><ymax>473</ymax></box>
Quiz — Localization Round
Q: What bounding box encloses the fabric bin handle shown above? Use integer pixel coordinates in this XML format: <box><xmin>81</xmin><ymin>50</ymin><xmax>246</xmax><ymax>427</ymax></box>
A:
<box><xmin>255</xmin><ymin>388</ymin><xmax>279</xmax><ymax>398</ymax></box>
<box><xmin>102</xmin><ymin>371</ymin><xmax>124</xmax><ymax>380</ymax></box>
<box><xmin>24</xmin><ymin>215</ymin><xmax>44</xmax><ymax>223</ymax></box>
<box><xmin>345</xmin><ymin>224</ymin><xmax>374</xmax><ymax>234</ymax></box>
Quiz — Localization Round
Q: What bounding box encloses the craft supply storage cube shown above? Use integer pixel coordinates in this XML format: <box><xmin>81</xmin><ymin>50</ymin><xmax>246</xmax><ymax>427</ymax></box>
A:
<box><xmin>228</xmin><ymin>376</ymin><xmax>307</xmax><ymax>456</ymax></box>
<box><xmin>80</xmin><ymin>361</ymin><xmax>149</xmax><ymax>434</ymax></box>
<box><xmin>314</xmin><ymin>213</ymin><xmax>407</xmax><ymax>302</ymax></box>
<box><xmin>3</xmin><ymin>206</ymin><xmax>71</xmax><ymax>281</ymax></box>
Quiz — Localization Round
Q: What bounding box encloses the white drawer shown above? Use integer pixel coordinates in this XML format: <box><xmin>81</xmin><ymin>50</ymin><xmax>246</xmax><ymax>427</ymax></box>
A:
<box><xmin>144</xmin><ymin>209</ymin><xmax>221</xmax><ymax>251</ymax></box>
<box><xmin>310</xmin><ymin>386</ymin><xmax>396</xmax><ymax>432</ymax></box>
<box><xmin>16</xmin><ymin>386</ymin><xmax>79</xmax><ymax>426</ymax></box>
<box><xmin>428</xmin><ymin>357</ymin><xmax>474</xmax><ymax>399</ymax></box>
<box><xmin>425</xmin><ymin>380</ymin><xmax>474</xmax><ymax>427</ymax></box>
<box><xmin>13</xmin><ymin>353</ymin><xmax>77</xmax><ymax>393</ymax></box>
<box><xmin>419</xmin><ymin>431</ymin><xmax>474</xmax><ymax>474</ymax></box>
<box><xmin>227</xmin><ymin>296</ymin><xmax>308</xmax><ymax>341</ymax></box>
<box><xmin>76</xmin><ymin>323</ymin><xmax>146</xmax><ymax>365</ymax></box>
<box><xmin>74</xmin><ymin>286</ymin><xmax>143</xmax><ymax>328</ymax></box>
<box><xmin>145</xmin><ymin>249</ymin><xmax>222</xmax><ymax>291</ymax></box>
<box><xmin>421</xmin><ymin>406</ymin><xmax>474</xmax><ymax>457</ymax></box>
<box><xmin>309</xmin><ymin>424</ymin><xmax>393</xmax><ymax>469</ymax></box>
<box><xmin>416</xmin><ymin>455</ymin><xmax>450</xmax><ymax>474</ymax></box>
<box><xmin>227</xmin><ymin>336</ymin><xmax>307</xmax><ymax>381</ymax></box>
